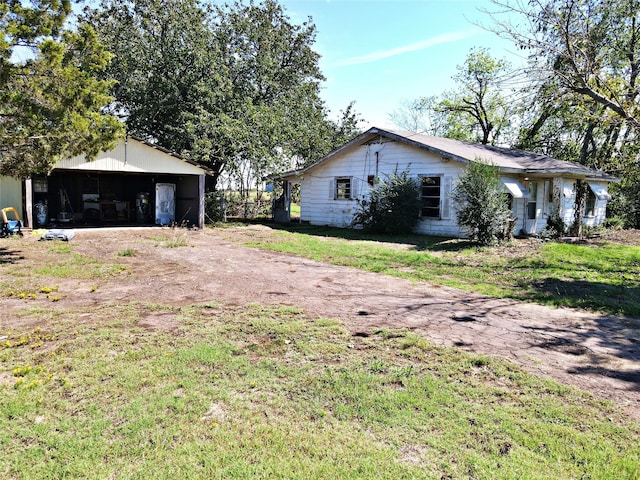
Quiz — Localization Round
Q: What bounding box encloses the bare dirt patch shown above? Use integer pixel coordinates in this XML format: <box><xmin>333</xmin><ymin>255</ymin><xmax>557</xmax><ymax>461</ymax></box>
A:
<box><xmin>2</xmin><ymin>226</ymin><xmax>639</xmax><ymax>418</ymax></box>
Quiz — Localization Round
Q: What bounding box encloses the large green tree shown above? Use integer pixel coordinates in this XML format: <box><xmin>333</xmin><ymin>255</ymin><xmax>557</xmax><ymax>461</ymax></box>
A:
<box><xmin>82</xmin><ymin>0</ymin><xmax>217</xmax><ymax>149</ymax></box>
<box><xmin>1</xmin><ymin>1</ymin><xmax>123</xmax><ymax>177</ymax></box>
<box><xmin>84</xmin><ymin>0</ymin><xmax>360</xmax><ymax>189</ymax></box>
<box><xmin>491</xmin><ymin>0</ymin><xmax>640</xmax><ymax>227</ymax></box>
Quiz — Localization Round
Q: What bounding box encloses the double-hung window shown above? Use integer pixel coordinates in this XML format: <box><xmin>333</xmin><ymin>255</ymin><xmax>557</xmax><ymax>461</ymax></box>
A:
<box><xmin>421</xmin><ymin>176</ymin><xmax>441</xmax><ymax>218</ymax></box>
<box><xmin>335</xmin><ymin>177</ymin><xmax>352</xmax><ymax>200</ymax></box>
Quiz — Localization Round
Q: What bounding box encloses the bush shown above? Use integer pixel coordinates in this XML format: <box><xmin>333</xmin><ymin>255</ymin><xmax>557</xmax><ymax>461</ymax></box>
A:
<box><xmin>452</xmin><ymin>160</ymin><xmax>512</xmax><ymax>246</ymax></box>
<box><xmin>205</xmin><ymin>191</ymin><xmax>227</xmax><ymax>222</ymax></box>
<box><xmin>607</xmin><ymin>181</ymin><xmax>640</xmax><ymax>229</ymax></box>
<box><xmin>351</xmin><ymin>168</ymin><xmax>422</xmax><ymax>234</ymax></box>
<box><xmin>603</xmin><ymin>216</ymin><xmax>624</xmax><ymax>230</ymax></box>
<box><xmin>540</xmin><ymin>211</ymin><xmax>566</xmax><ymax>240</ymax></box>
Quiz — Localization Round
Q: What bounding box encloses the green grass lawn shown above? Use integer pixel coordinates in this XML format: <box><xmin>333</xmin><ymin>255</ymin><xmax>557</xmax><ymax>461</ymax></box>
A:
<box><xmin>1</xmin><ymin>231</ymin><xmax>639</xmax><ymax>479</ymax></box>
<box><xmin>1</xmin><ymin>302</ymin><xmax>638</xmax><ymax>479</ymax></box>
<box><xmin>229</xmin><ymin>224</ymin><xmax>640</xmax><ymax>318</ymax></box>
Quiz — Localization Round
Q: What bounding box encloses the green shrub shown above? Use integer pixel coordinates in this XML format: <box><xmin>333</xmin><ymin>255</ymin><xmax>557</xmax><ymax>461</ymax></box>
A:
<box><xmin>452</xmin><ymin>160</ymin><xmax>512</xmax><ymax>245</ymax></box>
<box><xmin>603</xmin><ymin>216</ymin><xmax>624</xmax><ymax>230</ymax></box>
<box><xmin>540</xmin><ymin>211</ymin><xmax>566</xmax><ymax>240</ymax></box>
<box><xmin>205</xmin><ymin>191</ymin><xmax>227</xmax><ymax>223</ymax></box>
<box><xmin>351</xmin><ymin>168</ymin><xmax>422</xmax><ymax>234</ymax></box>
<box><xmin>607</xmin><ymin>180</ymin><xmax>640</xmax><ymax>228</ymax></box>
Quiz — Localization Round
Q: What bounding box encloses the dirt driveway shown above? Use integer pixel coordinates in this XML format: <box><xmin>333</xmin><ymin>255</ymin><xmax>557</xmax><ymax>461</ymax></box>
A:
<box><xmin>3</xmin><ymin>226</ymin><xmax>640</xmax><ymax>417</ymax></box>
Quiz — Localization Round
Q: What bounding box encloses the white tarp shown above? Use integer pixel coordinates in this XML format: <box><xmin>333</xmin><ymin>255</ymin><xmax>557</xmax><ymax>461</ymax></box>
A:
<box><xmin>501</xmin><ymin>178</ymin><xmax>530</xmax><ymax>198</ymax></box>
<box><xmin>40</xmin><ymin>229</ymin><xmax>76</xmax><ymax>241</ymax></box>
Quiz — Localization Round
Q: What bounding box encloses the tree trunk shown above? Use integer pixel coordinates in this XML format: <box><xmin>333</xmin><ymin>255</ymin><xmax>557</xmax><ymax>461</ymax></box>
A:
<box><xmin>571</xmin><ymin>179</ymin><xmax>587</xmax><ymax>238</ymax></box>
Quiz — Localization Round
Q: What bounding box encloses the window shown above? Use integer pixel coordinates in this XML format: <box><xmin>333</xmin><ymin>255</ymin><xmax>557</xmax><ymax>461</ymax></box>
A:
<box><xmin>585</xmin><ymin>189</ymin><xmax>596</xmax><ymax>217</ymax></box>
<box><xmin>527</xmin><ymin>181</ymin><xmax>538</xmax><ymax>220</ymax></box>
<box><xmin>335</xmin><ymin>177</ymin><xmax>351</xmax><ymax>200</ymax></box>
<box><xmin>421</xmin><ymin>176</ymin><xmax>441</xmax><ymax>218</ymax></box>
<box><xmin>32</xmin><ymin>178</ymin><xmax>48</xmax><ymax>193</ymax></box>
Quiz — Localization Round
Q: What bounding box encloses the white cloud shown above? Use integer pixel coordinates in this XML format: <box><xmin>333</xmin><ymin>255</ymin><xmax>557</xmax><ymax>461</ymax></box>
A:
<box><xmin>336</xmin><ymin>29</ymin><xmax>478</xmax><ymax>66</ymax></box>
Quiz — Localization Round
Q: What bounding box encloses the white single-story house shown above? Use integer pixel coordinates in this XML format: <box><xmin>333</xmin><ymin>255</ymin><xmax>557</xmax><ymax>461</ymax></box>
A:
<box><xmin>0</xmin><ymin>137</ymin><xmax>209</xmax><ymax>229</ymax></box>
<box><xmin>272</xmin><ymin>127</ymin><xmax>619</xmax><ymax>237</ymax></box>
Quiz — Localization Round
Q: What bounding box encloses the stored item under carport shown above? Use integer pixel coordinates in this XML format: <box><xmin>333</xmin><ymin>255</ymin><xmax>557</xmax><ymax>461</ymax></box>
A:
<box><xmin>1</xmin><ymin>207</ymin><xmax>23</xmax><ymax>237</ymax></box>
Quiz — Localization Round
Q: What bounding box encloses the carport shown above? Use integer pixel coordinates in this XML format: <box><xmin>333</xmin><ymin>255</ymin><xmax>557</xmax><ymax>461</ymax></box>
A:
<box><xmin>23</xmin><ymin>137</ymin><xmax>209</xmax><ymax>229</ymax></box>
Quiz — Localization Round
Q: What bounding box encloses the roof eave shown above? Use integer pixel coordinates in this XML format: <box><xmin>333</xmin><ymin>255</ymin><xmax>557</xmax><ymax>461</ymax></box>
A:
<box><xmin>268</xmin><ymin>126</ymin><xmax>621</xmax><ymax>184</ymax></box>
<box><xmin>129</xmin><ymin>135</ymin><xmax>214</xmax><ymax>176</ymax></box>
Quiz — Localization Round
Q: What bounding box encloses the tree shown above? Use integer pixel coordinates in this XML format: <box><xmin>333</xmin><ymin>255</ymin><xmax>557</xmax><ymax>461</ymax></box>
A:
<box><xmin>351</xmin><ymin>168</ymin><xmax>422</xmax><ymax>234</ymax></box>
<box><xmin>490</xmin><ymin>0</ymin><xmax>640</xmax><ymax>227</ymax></box>
<box><xmin>389</xmin><ymin>48</ymin><xmax>514</xmax><ymax>144</ymax></box>
<box><xmin>452</xmin><ymin>160</ymin><xmax>513</xmax><ymax>245</ymax></box>
<box><xmin>82</xmin><ymin>0</ymin><xmax>219</xmax><ymax>148</ymax></box>
<box><xmin>490</xmin><ymin>0</ymin><xmax>640</xmax><ymax>132</ymax></box>
<box><xmin>1</xmin><ymin>2</ymin><xmax>123</xmax><ymax>177</ymax></box>
<box><xmin>437</xmin><ymin>48</ymin><xmax>514</xmax><ymax>144</ymax></box>
<box><xmin>84</xmin><ymin>0</ymin><xmax>355</xmax><ymax>190</ymax></box>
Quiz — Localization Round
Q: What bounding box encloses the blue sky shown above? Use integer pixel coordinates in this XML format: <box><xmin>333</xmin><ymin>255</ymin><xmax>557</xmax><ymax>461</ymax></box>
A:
<box><xmin>278</xmin><ymin>0</ymin><xmax>522</xmax><ymax>129</ymax></box>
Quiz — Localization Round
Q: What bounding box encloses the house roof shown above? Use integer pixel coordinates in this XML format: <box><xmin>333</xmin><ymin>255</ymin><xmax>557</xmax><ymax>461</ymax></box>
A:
<box><xmin>56</xmin><ymin>136</ymin><xmax>213</xmax><ymax>176</ymax></box>
<box><xmin>276</xmin><ymin>127</ymin><xmax>618</xmax><ymax>182</ymax></box>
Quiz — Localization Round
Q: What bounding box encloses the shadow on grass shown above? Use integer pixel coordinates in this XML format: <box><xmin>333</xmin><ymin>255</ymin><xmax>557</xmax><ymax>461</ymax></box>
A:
<box><xmin>251</xmin><ymin>219</ymin><xmax>476</xmax><ymax>252</ymax></box>
<box><xmin>0</xmin><ymin>246</ymin><xmax>24</xmax><ymax>265</ymax></box>
<box><xmin>524</xmin><ymin>278</ymin><xmax>640</xmax><ymax>319</ymax></box>
<box><xmin>223</xmin><ymin>220</ymin><xmax>640</xmax><ymax>318</ymax></box>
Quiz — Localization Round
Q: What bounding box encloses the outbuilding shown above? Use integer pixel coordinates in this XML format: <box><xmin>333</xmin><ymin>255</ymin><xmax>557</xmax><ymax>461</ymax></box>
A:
<box><xmin>0</xmin><ymin>137</ymin><xmax>209</xmax><ymax>229</ymax></box>
<box><xmin>272</xmin><ymin>127</ymin><xmax>619</xmax><ymax>237</ymax></box>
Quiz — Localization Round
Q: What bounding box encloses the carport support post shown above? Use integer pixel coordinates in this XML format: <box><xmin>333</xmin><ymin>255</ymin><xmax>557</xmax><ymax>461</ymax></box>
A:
<box><xmin>198</xmin><ymin>174</ymin><xmax>205</xmax><ymax>229</ymax></box>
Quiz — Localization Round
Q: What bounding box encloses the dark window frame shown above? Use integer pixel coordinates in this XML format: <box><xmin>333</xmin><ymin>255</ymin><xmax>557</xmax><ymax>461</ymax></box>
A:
<box><xmin>420</xmin><ymin>175</ymin><xmax>441</xmax><ymax>218</ymax></box>
<box><xmin>527</xmin><ymin>181</ymin><xmax>538</xmax><ymax>220</ymax></box>
<box><xmin>585</xmin><ymin>189</ymin><xmax>596</xmax><ymax>217</ymax></box>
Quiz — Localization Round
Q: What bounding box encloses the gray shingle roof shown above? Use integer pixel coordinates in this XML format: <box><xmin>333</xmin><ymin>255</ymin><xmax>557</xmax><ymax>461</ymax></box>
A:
<box><xmin>274</xmin><ymin>127</ymin><xmax>619</xmax><ymax>182</ymax></box>
<box><xmin>379</xmin><ymin>129</ymin><xmax>618</xmax><ymax>180</ymax></box>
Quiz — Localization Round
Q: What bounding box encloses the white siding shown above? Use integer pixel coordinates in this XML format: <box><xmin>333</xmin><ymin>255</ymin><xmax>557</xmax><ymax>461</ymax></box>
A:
<box><xmin>300</xmin><ymin>141</ymin><xmax>466</xmax><ymax>236</ymax></box>
<box><xmin>0</xmin><ymin>176</ymin><xmax>23</xmax><ymax>219</ymax></box>
<box><xmin>558</xmin><ymin>179</ymin><xmax>609</xmax><ymax>228</ymax></box>
<box><xmin>562</xmin><ymin>179</ymin><xmax>576</xmax><ymax>227</ymax></box>
<box><xmin>56</xmin><ymin>139</ymin><xmax>206</xmax><ymax>176</ymax></box>
<box><xmin>511</xmin><ymin>197</ymin><xmax>527</xmax><ymax>235</ymax></box>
